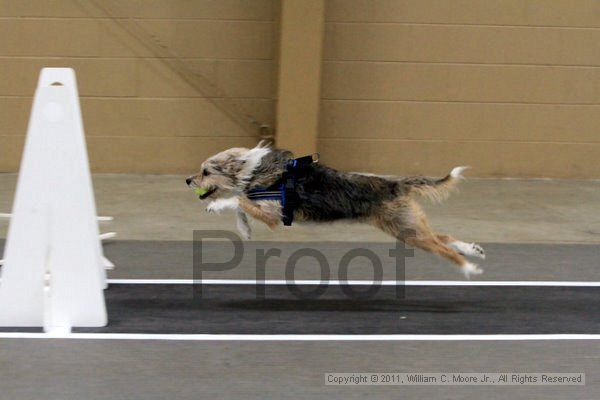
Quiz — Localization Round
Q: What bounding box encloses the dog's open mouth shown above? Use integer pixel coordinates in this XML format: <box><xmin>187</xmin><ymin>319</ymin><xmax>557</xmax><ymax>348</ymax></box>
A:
<box><xmin>194</xmin><ymin>187</ymin><xmax>217</xmax><ymax>200</ymax></box>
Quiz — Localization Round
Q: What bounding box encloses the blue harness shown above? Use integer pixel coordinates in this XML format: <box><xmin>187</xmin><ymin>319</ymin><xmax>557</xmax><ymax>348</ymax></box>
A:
<box><xmin>245</xmin><ymin>154</ymin><xmax>317</xmax><ymax>226</ymax></box>
<box><xmin>246</xmin><ymin>183</ymin><xmax>284</xmax><ymax>202</ymax></box>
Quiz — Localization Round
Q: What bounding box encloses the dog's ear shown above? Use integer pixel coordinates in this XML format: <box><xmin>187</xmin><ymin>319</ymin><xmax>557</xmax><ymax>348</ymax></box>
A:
<box><xmin>236</xmin><ymin>145</ymin><xmax>271</xmax><ymax>180</ymax></box>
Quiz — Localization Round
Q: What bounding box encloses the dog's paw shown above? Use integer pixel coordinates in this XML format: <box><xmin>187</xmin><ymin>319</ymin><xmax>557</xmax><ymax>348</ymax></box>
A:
<box><xmin>470</xmin><ymin>243</ymin><xmax>486</xmax><ymax>259</ymax></box>
<box><xmin>450</xmin><ymin>241</ymin><xmax>485</xmax><ymax>259</ymax></box>
<box><xmin>236</xmin><ymin>222</ymin><xmax>252</xmax><ymax>240</ymax></box>
<box><xmin>205</xmin><ymin>202</ymin><xmax>221</xmax><ymax>214</ymax></box>
<box><xmin>460</xmin><ymin>262</ymin><xmax>483</xmax><ymax>279</ymax></box>
<box><xmin>205</xmin><ymin>198</ymin><xmax>239</xmax><ymax>214</ymax></box>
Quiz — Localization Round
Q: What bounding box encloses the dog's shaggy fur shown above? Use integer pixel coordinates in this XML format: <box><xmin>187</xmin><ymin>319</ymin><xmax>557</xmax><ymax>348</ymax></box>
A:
<box><xmin>187</xmin><ymin>142</ymin><xmax>485</xmax><ymax>277</ymax></box>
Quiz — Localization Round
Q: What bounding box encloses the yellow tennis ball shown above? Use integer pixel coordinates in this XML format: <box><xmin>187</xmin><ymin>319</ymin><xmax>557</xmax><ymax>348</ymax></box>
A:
<box><xmin>194</xmin><ymin>187</ymin><xmax>209</xmax><ymax>197</ymax></box>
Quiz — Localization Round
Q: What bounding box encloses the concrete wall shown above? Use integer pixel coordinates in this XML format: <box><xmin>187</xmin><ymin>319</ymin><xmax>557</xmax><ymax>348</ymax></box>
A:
<box><xmin>319</xmin><ymin>0</ymin><xmax>600</xmax><ymax>178</ymax></box>
<box><xmin>0</xmin><ymin>0</ymin><xmax>598</xmax><ymax>178</ymax></box>
<box><xmin>0</xmin><ymin>0</ymin><xmax>275</xmax><ymax>173</ymax></box>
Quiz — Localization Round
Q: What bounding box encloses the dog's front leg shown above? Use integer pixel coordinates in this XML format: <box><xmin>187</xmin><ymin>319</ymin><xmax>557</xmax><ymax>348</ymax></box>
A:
<box><xmin>205</xmin><ymin>197</ymin><xmax>239</xmax><ymax>214</ymax></box>
<box><xmin>238</xmin><ymin>197</ymin><xmax>280</xmax><ymax>230</ymax></box>
<box><xmin>205</xmin><ymin>198</ymin><xmax>252</xmax><ymax>239</ymax></box>
<box><xmin>236</xmin><ymin>210</ymin><xmax>252</xmax><ymax>240</ymax></box>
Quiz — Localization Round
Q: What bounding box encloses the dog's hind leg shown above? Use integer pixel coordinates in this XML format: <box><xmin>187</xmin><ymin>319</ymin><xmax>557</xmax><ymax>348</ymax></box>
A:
<box><xmin>373</xmin><ymin>199</ymin><xmax>482</xmax><ymax>278</ymax></box>
<box><xmin>405</xmin><ymin>236</ymin><xmax>482</xmax><ymax>278</ymax></box>
<box><xmin>437</xmin><ymin>234</ymin><xmax>485</xmax><ymax>260</ymax></box>
<box><xmin>407</xmin><ymin>232</ymin><xmax>483</xmax><ymax>278</ymax></box>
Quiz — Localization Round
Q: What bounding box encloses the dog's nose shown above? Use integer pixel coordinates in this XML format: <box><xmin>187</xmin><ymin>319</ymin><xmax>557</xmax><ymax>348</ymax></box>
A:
<box><xmin>186</xmin><ymin>178</ymin><xmax>192</xmax><ymax>185</ymax></box>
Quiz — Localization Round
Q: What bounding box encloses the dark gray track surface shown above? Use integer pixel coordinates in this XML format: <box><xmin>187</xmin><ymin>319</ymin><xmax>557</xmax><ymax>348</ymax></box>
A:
<box><xmin>0</xmin><ymin>240</ymin><xmax>599</xmax><ymax>335</ymax></box>
<box><xmin>1</xmin><ymin>284</ymin><xmax>598</xmax><ymax>334</ymax></box>
<box><xmin>86</xmin><ymin>284</ymin><xmax>600</xmax><ymax>334</ymax></box>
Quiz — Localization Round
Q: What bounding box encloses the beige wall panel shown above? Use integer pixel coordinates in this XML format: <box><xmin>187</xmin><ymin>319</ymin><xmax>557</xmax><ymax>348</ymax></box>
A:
<box><xmin>0</xmin><ymin>135</ymin><xmax>24</xmax><ymax>171</ymax></box>
<box><xmin>137</xmin><ymin>58</ymin><xmax>216</xmax><ymax>98</ymax></box>
<box><xmin>322</xmin><ymin>1</ymin><xmax>600</xmax><ymax>178</ymax></box>
<box><xmin>81</xmin><ymin>98</ymin><xmax>273</xmax><ymax>138</ymax></box>
<box><xmin>0</xmin><ymin>1</ymin><xmax>275</xmax><ymax>173</ymax></box>
<box><xmin>0</xmin><ymin>94</ymin><xmax>272</xmax><ymax>140</ymax></box>
<box><xmin>7</xmin><ymin>0</ymin><xmax>595</xmax><ymax>177</ymax></box>
<box><xmin>123</xmin><ymin>0</ymin><xmax>274</xmax><ymax>20</ymax></box>
<box><xmin>0</xmin><ymin>0</ymin><xmax>274</xmax><ymax>20</ymax></box>
<box><xmin>0</xmin><ymin>57</ymin><xmax>136</xmax><ymax>97</ymax></box>
<box><xmin>134</xmin><ymin>20</ymin><xmax>272</xmax><ymax>59</ymax></box>
<box><xmin>322</xmin><ymin>62</ymin><xmax>600</xmax><ymax>104</ymax></box>
<box><xmin>318</xmin><ymin>139</ymin><xmax>600</xmax><ymax>179</ymax></box>
<box><xmin>137</xmin><ymin>58</ymin><xmax>272</xmax><ymax>98</ymax></box>
<box><xmin>0</xmin><ymin>0</ymin><xmax>90</xmax><ymax>17</ymax></box>
<box><xmin>325</xmin><ymin>0</ymin><xmax>600</xmax><ymax>27</ymax></box>
<box><xmin>324</xmin><ymin>23</ymin><xmax>600</xmax><ymax>66</ymax></box>
<box><xmin>0</xmin><ymin>19</ymin><xmax>100</xmax><ymax>57</ymax></box>
<box><xmin>0</xmin><ymin>135</ymin><xmax>258</xmax><ymax>173</ymax></box>
<box><xmin>87</xmin><ymin>136</ymin><xmax>257</xmax><ymax>173</ymax></box>
<box><xmin>98</xmin><ymin>20</ymin><xmax>156</xmax><ymax>58</ymax></box>
<box><xmin>320</xmin><ymin>101</ymin><xmax>600</xmax><ymax>143</ymax></box>
<box><xmin>99</xmin><ymin>20</ymin><xmax>273</xmax><ymax>58</ymax></box>
<box><xmin>0</xmin><ymin>18</ymin><xmax>275</xmax><ymax>60</ymax></box>
<box><xmin>0</xmin><ymin>97</ymin><xmax>31</xmax><ymax>135</ymax></box>
<box><xmin>215</xmin><ymin>60</ymin><xmax>274</xmax><ymax>98</ymax></box>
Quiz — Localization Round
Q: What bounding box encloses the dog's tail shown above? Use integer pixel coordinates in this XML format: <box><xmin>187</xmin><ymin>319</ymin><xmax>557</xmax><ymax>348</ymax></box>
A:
<box><xmin>401</xmin><ymin>166</ymin><xmax>469</xmax><ymax>202</ymax></box>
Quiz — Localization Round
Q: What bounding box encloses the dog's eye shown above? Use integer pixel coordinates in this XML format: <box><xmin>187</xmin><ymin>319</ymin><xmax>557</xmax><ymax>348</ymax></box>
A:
<box><xmin>202</xmin><ymin>169</ymin><xmax>210</xmax><ymax>177</ymax></box>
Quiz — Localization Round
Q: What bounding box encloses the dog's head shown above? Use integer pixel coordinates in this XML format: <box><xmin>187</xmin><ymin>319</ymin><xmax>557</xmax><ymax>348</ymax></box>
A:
<box><xmin>186</xmin><ymin>142</ymin><xmax>271</xmax><ymax>200</ymax></box>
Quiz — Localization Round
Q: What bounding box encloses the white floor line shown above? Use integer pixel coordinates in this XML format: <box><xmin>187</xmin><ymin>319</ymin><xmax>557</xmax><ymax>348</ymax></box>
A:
<box><xmin>0</xmin><ymin>333</ymin><xmax>599</xmax><ymax>341</ymax></box>
<box><xmin>107</xmin><ymin>279</ymin><xmax>600</xmax><ymax>287</ymax></box>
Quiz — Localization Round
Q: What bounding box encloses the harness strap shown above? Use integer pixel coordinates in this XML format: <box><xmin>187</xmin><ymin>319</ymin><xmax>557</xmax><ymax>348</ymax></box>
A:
<box><xmin>246</xmin><ymin>184</ymin><xmax>283</xmax><ymax>202</ymax></box>
<box><xmin>245</xmin><ymin>154</ymin><xmax>318</xmax><ymax>226</ymax></box>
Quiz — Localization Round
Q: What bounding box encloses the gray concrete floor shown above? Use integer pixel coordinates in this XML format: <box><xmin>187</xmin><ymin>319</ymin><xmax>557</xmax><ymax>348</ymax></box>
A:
<box><xmin>1</xmin><ymin>173</ymin><xmax>599</xmax><ymax>400</ymax></box>
<box><xmin>1</xmin><ymin>173</ymin><xmax>600</xmax><ymax>243</ymax></box>
<box><xmin>95</xmin><ymin>241</ymin><xmax>598</xmax><ymax>281</ymax></box>
<box><xmin>1</xmin><ymin>340</ymin><xmax>598</xmax><ymax>400</ymax></box>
